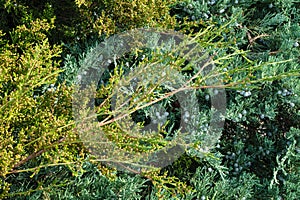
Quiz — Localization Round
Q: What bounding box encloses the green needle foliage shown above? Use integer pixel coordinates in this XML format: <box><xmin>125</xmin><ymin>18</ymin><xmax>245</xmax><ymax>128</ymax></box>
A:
<box><xmin>0</xmin><ymin>0</ymin><xmax>299</xmax><ymax>199</ymax></box>
<box><xmin>0</xmin><ymin>18</ymin><xmax>85</xmax><ymax>197</ymax></box>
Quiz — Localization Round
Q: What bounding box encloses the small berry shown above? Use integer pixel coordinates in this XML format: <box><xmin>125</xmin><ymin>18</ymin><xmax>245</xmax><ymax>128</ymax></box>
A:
<box><xmin>244</xmin><ymin>91</ymin><xmax>251</xmax><ymax>97</ymax></box>
<box><xmin>155</xmin><ymin>112</ymin><xmax>160</xmax><ymax>117</ymax></box>
<box><xmin>294</xmin><ymin>41</ymin><xmax>299</xmax><ymax>47</ymax></box>
<box><xmin>208</xmin><ymin>0</ymin><xmax>216</xmax><ymax>5</ymax></box>
<box><xmin>269</xmin><ymin>3</ymin><xmax>273</xmax><ymax>8</ymax></box>
<box><xmin>242</xmin><ymin>110</ymin><xmax>247</xmax><ymax>115</ymax></box>
<box><xmin>184</xmin><ymin>111</ymin><xmax>190</xmax><ymax>118</ymax></box>
<box><xmin>277</xmin><ymin>90</ymin><xmax>282</xmax><ymax>95</ymax></box>
<box><xmin>260</xmin><ymin>114</ymin><xmax>265</xmax><ymax>119</ymax></box>
<box><xmin>205</xmin><ymin>94</ymin><xmax>210</xmax><ymax>101</ymax></box>
<box><xmin>214</xmin><ymin>89</ymin><xmax>219</xmax><ymax>95</ymax></box>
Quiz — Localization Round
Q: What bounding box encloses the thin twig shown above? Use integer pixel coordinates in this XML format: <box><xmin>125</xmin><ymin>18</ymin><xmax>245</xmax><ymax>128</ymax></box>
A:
<box><xmin>11</xmin><ymin>137</ymin><xmax>66</xmax><ymax>173</ymax></box>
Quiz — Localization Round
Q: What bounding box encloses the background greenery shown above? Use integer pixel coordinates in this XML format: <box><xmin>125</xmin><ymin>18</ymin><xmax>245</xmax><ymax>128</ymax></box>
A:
<box><xmin>0</xmin><ymin>0</ymin><xmax>299</xmax><ymax>199</ymax></box>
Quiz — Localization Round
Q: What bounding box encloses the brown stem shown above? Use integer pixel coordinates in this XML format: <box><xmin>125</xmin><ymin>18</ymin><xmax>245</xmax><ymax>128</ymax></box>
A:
<box><xmin>247</xmin><ymin>31</ymin><xmax>269</xmax><ymax>46</ymax></box>
<box><xmin>10</xmin><ymin>137</ymin><xmax>66</xmax><ymax>173</ymax></box>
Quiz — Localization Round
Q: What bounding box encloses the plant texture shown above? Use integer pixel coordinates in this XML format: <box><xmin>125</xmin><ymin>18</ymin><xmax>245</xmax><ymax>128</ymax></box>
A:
<box><xmin>0</xmin><ymin>0</ymin><xmax>299</xmax><ymax>199</ymax></box>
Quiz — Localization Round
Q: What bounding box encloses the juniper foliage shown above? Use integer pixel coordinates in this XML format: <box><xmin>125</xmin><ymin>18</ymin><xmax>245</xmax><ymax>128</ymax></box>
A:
<box><xmin>0</xmin><ymin>0</ymin><xmax>299</xmax><ymax>199</ymax></box>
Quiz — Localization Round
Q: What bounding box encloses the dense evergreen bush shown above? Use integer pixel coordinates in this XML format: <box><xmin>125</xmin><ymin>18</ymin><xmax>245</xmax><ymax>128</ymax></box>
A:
<box><xmin>0</xmin><ymin>17</ymin><xmax>87</xmax><ymax>198</ymax></box>
<box><xmin>0</xmin><ymin>0</ymin><xmax>299</xmax><ymax>199</ymax></box>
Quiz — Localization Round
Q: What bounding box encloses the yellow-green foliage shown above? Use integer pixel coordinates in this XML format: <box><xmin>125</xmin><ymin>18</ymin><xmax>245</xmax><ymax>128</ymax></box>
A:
<box><xmin>0</xmin><ymin>18</ymin><xmax>84</xmax><ymax>196</ymax></box>
<box><xmin>75</xmin><ymin>0</ymin><xmax>178</xmax><ymax>36</ymax></box>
